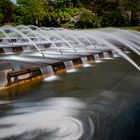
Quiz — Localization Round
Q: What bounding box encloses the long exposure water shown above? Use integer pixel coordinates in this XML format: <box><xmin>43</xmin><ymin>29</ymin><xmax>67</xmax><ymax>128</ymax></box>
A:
<box><xmin>0</xmin><ymin>53</ymin><xmax>140</xmax><ymax>140</ymax></box>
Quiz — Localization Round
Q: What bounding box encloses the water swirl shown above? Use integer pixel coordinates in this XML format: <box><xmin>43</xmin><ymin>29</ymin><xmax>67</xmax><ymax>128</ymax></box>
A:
<box><xmin>0</xmin><ymin>98</ymin><xmax>94</xmax><ymax>140</ymax></box>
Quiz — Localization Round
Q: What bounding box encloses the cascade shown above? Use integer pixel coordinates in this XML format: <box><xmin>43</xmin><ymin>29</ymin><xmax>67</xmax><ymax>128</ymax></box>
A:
<box><xmin>64</xmin><ymin>60</ymin><xmax>77</xmax><ymax>73</ymax></box>
<box><xmin>81</xmin><ymin>57</ymin><xmax>91</xmax><ymax>67</ymax></box>
<box><xmin>40</xmin><ymin>65</ymin><xmax>54</xmax><ymax>78</ymax></box>
<box><xmin>103</xmin><ymin>52</ymin><xmax>112</xmax><ymax>60</ymax></box>
<box><xmin>3</xmin><ymin>47</ymin><xmax>13</xmax><ymax>53</ymax></box>
<box><xmin>94</xmin><ymin>54</ymin><xmax>102</xmax><ymax>63</ymax></box>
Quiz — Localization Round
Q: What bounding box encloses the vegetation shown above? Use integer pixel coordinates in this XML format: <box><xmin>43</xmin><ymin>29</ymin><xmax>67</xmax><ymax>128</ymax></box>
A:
<box><xmin>117</xmin><ymin>26</ymin><xmax>140</xmax><ymax>31</ymax></box>
<box><xmin>0</xmin><ymin>0</ymin><xmax>140</xmax><ymax>28</ymax></box>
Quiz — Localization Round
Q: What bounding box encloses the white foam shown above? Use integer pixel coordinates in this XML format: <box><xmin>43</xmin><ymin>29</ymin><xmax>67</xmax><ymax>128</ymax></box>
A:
<box><xmin>102</xmin><ymin>57</ymin><xmax>113</xmax><ymax>60</ymax></box>
<box><xmin>83</xmin><ymin>64</ymin><xmax>92</xmax><ymax>67</ymax></box>
<box><xmin>66</xmin><ymin>69</ymin><xmax>78</xmax><ymax>73</ymax></box>
<box><xmin>95</xmin><ymin>60</ymin><xmax>102</xmax><ymax>63</ymax></box>
<box><xmin>44</xmin><ymin>75</ymin><xmax>61</xmax><ymax>82</ymax></box>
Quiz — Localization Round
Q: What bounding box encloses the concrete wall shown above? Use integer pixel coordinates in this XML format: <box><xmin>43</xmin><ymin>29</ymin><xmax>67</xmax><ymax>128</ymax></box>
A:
<box><xmin>0</xmin><ymin>69</ymin><xmax>11</xmax><ymax>87</ymax></box>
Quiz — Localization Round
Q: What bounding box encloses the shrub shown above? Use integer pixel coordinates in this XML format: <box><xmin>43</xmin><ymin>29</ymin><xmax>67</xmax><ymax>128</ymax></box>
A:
<box><xmin>75</xmin><ymin>8</ymin><xmax>101</xmax><ymax>28</ymax></box>
<box><xmin>101</xmin><ymin>9</ymin><xmax>130</xmax><ymax>27</ymax></box>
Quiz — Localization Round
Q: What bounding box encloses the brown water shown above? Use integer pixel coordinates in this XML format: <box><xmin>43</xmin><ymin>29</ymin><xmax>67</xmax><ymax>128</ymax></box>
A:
<box><xmin>0</xmin><ymin>54</ymin><xmax>140</xmax><ymax>140</ymax></box>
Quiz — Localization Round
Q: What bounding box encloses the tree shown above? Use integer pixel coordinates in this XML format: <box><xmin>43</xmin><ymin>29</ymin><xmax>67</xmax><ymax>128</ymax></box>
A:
<box><xmin>13</xmin><ymin>0</ymin><xmax>49</xmax><ymax>26</ymax></box>
<box><xmin>1</xmin><ymin>0</ymin><xmax>139</xmax><ymax>28</ymax></box>
<box><xmin>31</xmin><ymin>0</ymin><xmax>48</xmax><ymax>26</ymax></box>
<box><xmin>75</xmin><ymin>8</ymin><xmax>101</xmax><ymax>28</ymax></box>
<box><xmin>101</xmin><ymin>9</ymin><xmax>129</xmax><ymax>27</ymax></box>
<box><xmin>123</xmin><ymin>0</ymin><xmax>140</xmax><ymax>26</ymax></box>
<box><xmin>12</xmin><ymin>6</ymin><xmax>35</xmax><ymax>25</ymax></box>
<box><xmin>0</xmin><ymin>0</ymin><xmax>15</xmax><ymax>25</ymax></box>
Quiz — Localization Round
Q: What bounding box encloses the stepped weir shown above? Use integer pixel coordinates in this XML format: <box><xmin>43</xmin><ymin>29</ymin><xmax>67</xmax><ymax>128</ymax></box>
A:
<box><xmin>0</xmin><ymin>25</ymin><xmax>140</xmax><ymax>89</ymax></box>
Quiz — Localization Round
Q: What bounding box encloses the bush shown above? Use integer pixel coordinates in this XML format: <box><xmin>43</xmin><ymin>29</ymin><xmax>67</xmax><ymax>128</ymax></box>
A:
<box><xmin>75</xmin><ymin>8</ymin><xmax>101</xmax><ymax>28</ymax></box>
<box><xmin>130</xmin><ymin>12</ymin><xmax>139</xmax><ymax>26</ymax></box>
<box><xmin>43</xmin><ymin>8</ymin><xmax>81</xmax><ymax>27</ymax></box>
<box><xmin>101</xmin><ymin>9</ymin><xmax>130</xmax><ymax>27</ymax></box>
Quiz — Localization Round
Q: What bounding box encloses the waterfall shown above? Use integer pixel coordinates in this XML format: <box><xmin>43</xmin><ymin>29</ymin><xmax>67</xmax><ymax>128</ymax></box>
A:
<box><xmin>103</xmin><ymin>52</ymin><xmax>112</xmax><ymax>60</ymax></box>
<box><xmin>64</xmin><ymin>60</ymin><xmax>77</xmax><ymax>73</ymax></box>
<box><xmin>40</xmin><ymin>66</ymin><xmax>61</xmax><ymax>82</ymax></box>
<box><xmin>94</xmin><ymin>54</ymin><xmax>102</xmax><ymax>63</ymax></box>
<box><xmin>112</xmin><ymin>50</ymin><xmax>119</xmax><ymax>57</ymax></box>
<box><xmin>81</xmin><ymin>57</ymin><xmax>91</xmax><ymax>67</ymax></box>
<box><xmin>3</xmin><ymin>47</ymin><xmax>13</xmax><ymax>53</ymax></box>
<box><xmin>40</xmin><ymin>65</ymin><xmax>54</xmax><ymax>78</ymax></box>
<box><xmin>22</xmin><ymin>46</ymin><xmax>31</xmax><ymax>51</ymax></box>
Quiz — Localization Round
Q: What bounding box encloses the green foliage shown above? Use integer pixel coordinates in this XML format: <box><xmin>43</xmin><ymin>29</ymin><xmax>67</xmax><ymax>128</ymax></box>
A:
<box><xmin>117</xmin><ymin>26</ymin><xmax>140</xmax><ymax>31</ymax></box>
<box><xmin>0</xmin><ymin>0</ymin><xmax>15</xmax><ymax>25</ymax></box>
<box><xmin>43</xmin><ymin>8</ymin><xmax>81</xmax><ymax>27</ymax></box>
<box><xmin>0</xmin><ymin>0</ymin><xmax>140</xmax><ymax>28</ymax></box>
<box><xmin>0</xmin><ymin>13</ymin><xmax>4</xmax><ymax>25</ymax></box>
<box><xmin>101</xmin><ymin>9</ymin><xmax>130</xmax><ymax>27</ymax></box>
<box><xmin>31</xmin><ymin>0</ymin><xmax>48</xmax><ymax>26</ymax></box>
<box><xmin>75</xmin><ymin>9</ymin><xmax>101</xmax><ymax>28</ymax></box>
<box><xmin>122</xmin><ymin>0</ymin><xmax>140</xmax><ymax>26</ymax></box>
<box><xmin>12</xmin><ymin>6</ymin><xmax>35</xmax><ymax>25</ymax></box>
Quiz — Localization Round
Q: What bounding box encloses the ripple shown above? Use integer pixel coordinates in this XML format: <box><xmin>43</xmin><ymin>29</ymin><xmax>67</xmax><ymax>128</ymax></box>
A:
<box><xmin>0</xmin><ymin>98</ymin><xmax>94</xmax><ymax>140</ymax></box>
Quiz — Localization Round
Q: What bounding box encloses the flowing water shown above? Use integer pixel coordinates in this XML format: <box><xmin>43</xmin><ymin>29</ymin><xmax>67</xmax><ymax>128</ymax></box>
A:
<box><xmin>0</xmin><ymin>53</ymin><xmax>140</xmax><ymax>140</ymax></box>
<box><xmin>94</xmin><ymin>54</ymin><xmax>102</xmax><ymax>63</ymax></box>
<box><xmin>81</xmin><ymin>57</ymin><xmax>92</xmax><ymax>67</ymax></box>
<box><xmin>3</xmin><ymin>48</ymin><xmax>13</xmax><ymax>53</ymax></box>
<box><xmin>64</xmin><ymin>60</ymin><xmax>77</xmax><ymax>73</ymax></box>
<box><xmin>103</xmin><ymin>52</ymin><xmax>112</xmax><ymax>60</ymax></box>
<box><xmin>112</xmin><ymin>50</ymin><xmax>119</xmax><ymax>58</ymax></box>
<box><xmin>40</xmin><ymin>66</ymin><xmax>54</xmax><ymax>77</ymax></box>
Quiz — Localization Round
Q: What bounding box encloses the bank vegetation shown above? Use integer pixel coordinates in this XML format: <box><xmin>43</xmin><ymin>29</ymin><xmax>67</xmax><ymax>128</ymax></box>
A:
<box><xmin>0</xmin><ymin>0</ymin><xmax>140</xmax><ymax>29</ymax></box>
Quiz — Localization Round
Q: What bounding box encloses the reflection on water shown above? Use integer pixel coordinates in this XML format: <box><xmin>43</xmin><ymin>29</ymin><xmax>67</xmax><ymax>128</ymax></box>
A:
<box><xmin>0</xmin><ymin>54</ymin><xmax>140</xmax><ymax>140</ymax></box>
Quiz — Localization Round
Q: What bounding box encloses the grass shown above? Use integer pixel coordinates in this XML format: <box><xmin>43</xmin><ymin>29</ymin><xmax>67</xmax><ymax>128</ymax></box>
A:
<box><xmin>115</xmin><ymin>26</ymin><xmax>140</xmax><ymax>31</ymax></box>
<box><xmin>82</xmin><ymin>26</ymin><xmax>140</xmax><ymax>31</ymax></box>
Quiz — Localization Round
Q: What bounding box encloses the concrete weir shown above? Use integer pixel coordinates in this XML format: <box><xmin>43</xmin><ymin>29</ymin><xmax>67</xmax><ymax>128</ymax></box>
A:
<box><xmin>0</xmin><ymin>25</ymin><xmax>140</xmax><ymax>90</ymax></box>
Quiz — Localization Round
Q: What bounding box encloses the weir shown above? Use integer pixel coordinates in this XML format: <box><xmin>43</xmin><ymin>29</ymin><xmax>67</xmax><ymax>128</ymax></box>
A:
<box><xmin>0</xmin><ymin>25</ymin><xmax>140</xmax><ymax>89</ymax></box>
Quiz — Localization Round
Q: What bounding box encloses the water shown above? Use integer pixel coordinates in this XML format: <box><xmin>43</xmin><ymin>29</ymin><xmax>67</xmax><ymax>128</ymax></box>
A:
<box><xmin>0</xmin><ymin>26</ymin><xmax>140</xmax><ymax>140</ymax></box>
<box><xmin>79</xmin><ymin>30</ymin><xmax>140</xmax><ymax>71</ymax></box>
<box><xmin>81</xmin><ymin>57</ymin><xmax>92</xmax><ymax>67</ymax></box>
<box><xmin>44</xmin><ymin>75</ymin><xmax>61</xmax><ymax>82</ymax></box>
<box><xmin>94</xmin><ymin>54</ymin><xmax>102</xmax><ymax>63</ymax></box>
<box><xmin>0</xmin><ymin>53</ymin><xmax>140</xmax><ymax>140</ymax></box>
<box><xmin>40</xmin><ymin>65</ymin><xmax>54</xmax><ymax>78</ymax></box>
<box><xmin>112</xmin><ymin>50</ymin><xmax>119</xmax><ymax>57</ymax></box>
<box><xmin>103</xmin><ymin>52</ymin><xmax>112</xmax><ymax>60</ymax></box>
<box><xmin>1</xmin><ymin>26</ymin><xmax>140</xmax><ymax>71</ymax></box>
<box><xmin>3</xmin><ymin>48</ymin><xmax>13</xmax><ymax>53</ymax></box>
<box><xmin>64</xmin><ymin>60</ymin><xmax>77</xmax><ymax>73</ymax></box>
